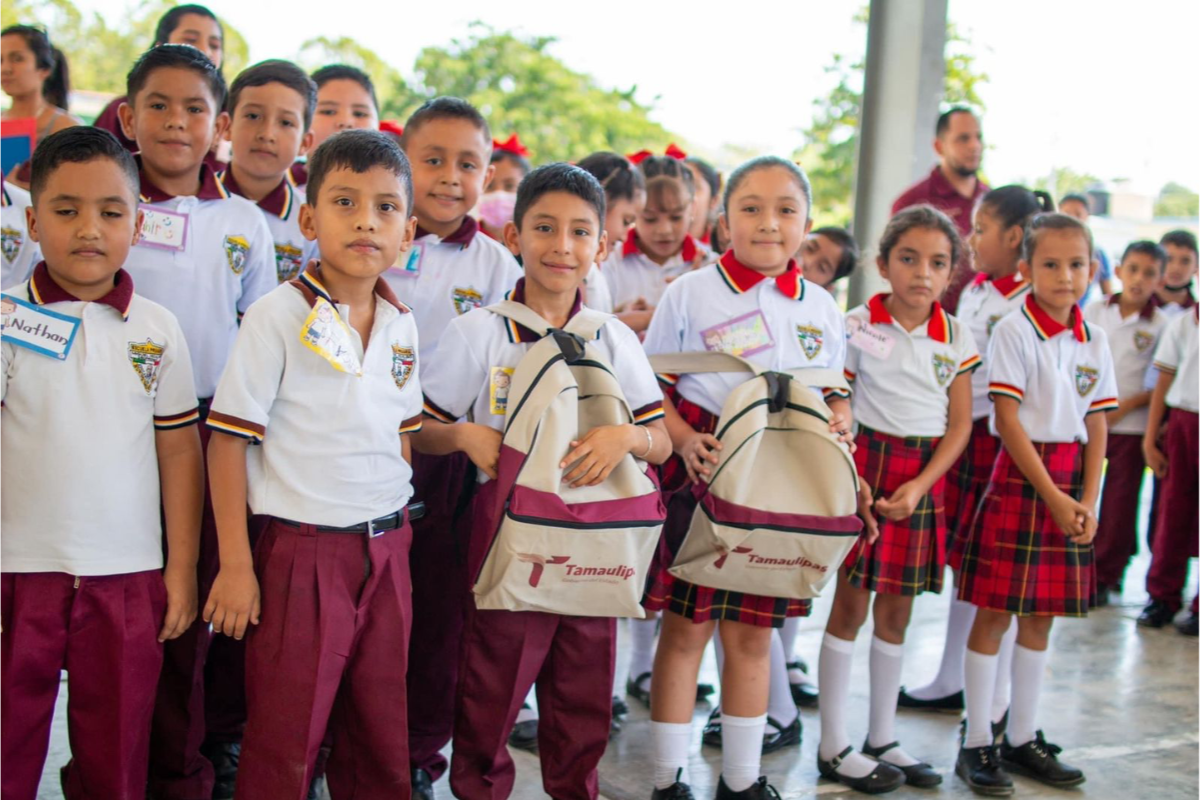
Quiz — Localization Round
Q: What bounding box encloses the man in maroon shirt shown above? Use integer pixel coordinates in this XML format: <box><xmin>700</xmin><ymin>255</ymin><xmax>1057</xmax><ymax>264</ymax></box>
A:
<box><xmin>891</xmin><ymin>107</ymin><xmax>987</xmax><ymax>312</ymax></box>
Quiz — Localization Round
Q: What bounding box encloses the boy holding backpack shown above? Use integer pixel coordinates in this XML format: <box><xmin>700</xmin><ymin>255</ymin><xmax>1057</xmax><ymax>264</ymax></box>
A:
<box><xmin>415</xmin><ymin>162</ymin><xmax>670</xmax><ymax>800</ymax></box>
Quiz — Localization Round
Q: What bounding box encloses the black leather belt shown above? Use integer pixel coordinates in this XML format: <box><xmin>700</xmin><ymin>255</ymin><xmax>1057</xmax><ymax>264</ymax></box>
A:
<box><xmin>277</xmin><ymin>501</ymin><xmax>425</xmax><ymax>535</ymax></box>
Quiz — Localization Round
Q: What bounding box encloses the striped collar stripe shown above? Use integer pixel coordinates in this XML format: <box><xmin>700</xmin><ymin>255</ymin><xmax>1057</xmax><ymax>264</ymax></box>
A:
<box><xmin>866</xmin><ymin>293</ymin><xmax>950</xmax><ymax>343</ymax></box>
<box><xmin>1021</xmin><ymin>293</ymin><xmax>1087</xmax><ymax>342</ymax></box>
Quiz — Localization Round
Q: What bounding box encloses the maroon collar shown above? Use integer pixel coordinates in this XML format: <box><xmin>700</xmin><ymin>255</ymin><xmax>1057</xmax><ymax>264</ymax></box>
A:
<box><xmin>415</xmin><ymin>216</ymin><xmax>478</xmax><ymax>246</ymax></box>
<box><xmin>27</xmin><ymin>261</ymin><xmax>135</xmax><ymax>320</ymax></box>
<box><xmin>1107</xmin><ymin>292</ymin><xmax>1159</xmax><ymax>321</ymax></box>
<box><xmin>288</xmin><ymin>160</ymin><xmax>307</xmax><ymax>188</ymax></box>
<box><xmin>138</xmin><ymin>157</ymin><xmax>228</xmax><ymax>203</ymax></box>
<box><xmin>289</xmin><ymin>263</ymin><xmax>409</xmax><ymax>314</ymax></box>
<box><xmin>504</xmin><ymin>277</ymin><xmax>583</xmax><ymax>343</ymax></box>
<box><xmin>927</xmin><ymin>164</ymin><xmax>986</xmax><ymax>203</ymax></box>
<box><xmin>217</xmin><ymin>168</ymin><xmax>291</xmax><ymax>218</ymax></box>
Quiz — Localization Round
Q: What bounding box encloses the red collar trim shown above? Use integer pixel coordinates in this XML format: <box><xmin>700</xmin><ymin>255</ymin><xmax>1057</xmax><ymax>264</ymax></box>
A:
<box><xmin>714</xmin><ymin>250</ymin><xmax>803</xmax><ymax>299</ymax></box>
<box><xmin>290</xmin><ymin>263</ymin><xmax>409</xmax><ymax>313</ymax></box>
<box><xmin>138</xmin><ymin>158</ymin><xmax>228</xmax><ymax>203</ymax></box>
<box><xmin>415</xmin><ymin>216</ymin><xmax>478</xmax><ymax>247</ymax></box>
<box><xmin>217</xmin><ymin>169</ymin><xmax>291</xmax><ymax>219</ymax></box>
<box><xmin>971</xmin><ymin>271</ymin><xmax>1028</xmax><ymax>300</ymax></box>
<box><xmin>504</xmin><ymin>277</ymin><xmax>583</xmax><ymax>343</ymax></box>
<box><xmin>867</xmin><ymin>293</ymin><xmax>951</xmax><ymax>343</ymax></box>
<box><xmin>1107</xmin><ymin>292</ymin><xmax>1159</xmax><ymax>321</ymax></box>
<box><xmin>622</xmin><ymin>228</ymin><xmax>698</xmax><ymax>263</ymax></box>
<box><xmin>28</xmin><ymin>261</ymin><xmax>134</xmax><ymax>320</ymax></box>
<box><xmin>1022</xmin><ymin>293</ymin><xmax>1087</xmax><ymax>343</ymax></box>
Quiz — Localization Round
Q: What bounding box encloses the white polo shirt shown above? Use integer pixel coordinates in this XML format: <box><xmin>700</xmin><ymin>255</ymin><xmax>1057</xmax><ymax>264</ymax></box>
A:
<box><xmin>583</xmin><ymin>263</ymin><xmax>614</xmax><ymax>314</ymax></box>
<box><xmin>1158</xmin><ymin>293</ymin><xmax>1196</xmax><ymax>321</ymax></box>
<box><xmin>1</xmin><ymin>181</ymin><xmax>40</xmax><ymax>289</ymax></box>
<box><xmin>987</xmin><ymin>294</ymin><xmax>1118</xmax><ymax>444</ymax></box>
<box><xmin>218</xmin><ymin>169</ymin><xmax>319</xmax><ymax>284</ymax></box>
<box><xmin>1152</xmin><ymin>305</ymin><xmax>1199</xmax><ymax>413</ymax></box>
<box><xmin>2</xmin><ymin>265</ymin><xmax>199</xmax><ymax>575</ymax></box>
<box><xmin>123</xmin><ymin>164</ymin><xmax>276</xmax><ymax>399</ymax></box>
<box><xmin>644</xmin><ymin>250</ymin><xmax>849</xmax><ymax>417</ymax></box>
<box><xmin>955</xmin><ymin>272</ymin><xmax>1030</xmax><ymax>420</ymax></box>
<box><xmin>603</xmin><ymin>230</ymin><xmax>714</xmax><ymax>311</ymax></box>
<box><xmin>208</xmin><ymin>266</ymin><xmax>423</xmax><ymax>526</ymax></box>
<box><xmin>423</xmin><ymin>279</ymin><xmax>664</xmax><ymax>443</ymax></box>
<box><xmin>1083</xmin><ymin>295</ymin><xmax>1168</xmax><ymax>434</ymax></box>
<box><xmin>844</xmin><ymin>294</ymin><xmax>980</xmax><ymax>438</ymax></box>
<box><xmin>380</xmin><ymin>217</ymin><xmax>521</xmax><ymax>363</ymax></box>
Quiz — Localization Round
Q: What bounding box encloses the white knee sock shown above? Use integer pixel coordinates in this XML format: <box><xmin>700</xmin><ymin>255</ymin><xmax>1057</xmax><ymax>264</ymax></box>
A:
<box><xmin>767</xmin><ymin>631</ymin><xmax>798</xmax><ymax>728</ymax></box>
<box><xmin>629</xmin><ymin>615</ymin><xmax>658</xmax><ymax>684</ymax></box>
<box><xmin>867</xmin><ymin>637</ymin><xmax>919</xmax><ymax>766</ymax></box>
<box><xmin>908</xmin><ymin>595</ymin><xmax>976</xmax><ymax>700</ymax></box>
<box><xmin>818</xmin><ymin>633</ymin><xmax>876</xmax><ymax>778</ymax></box>
<box><xmin>963</xmin><ymin>649</ymin><xmax>999</xmax><ymax>748</ymax></box>
<box><xmin>991</xmin><ymin>620</ymin><xmax>1016</xmax><ymax>725</ymax></box>
<box><xmin>721</xmin><ymin>713</ymin><xmax>766</xmax><ymax>792</ymax></box>
<box><xmin>651</xmin><ymin>720</ymin><xmax>693</xmax><ymax>789</ymax></box>
<box><xmin>780</xmin><ymin>617</ymin><xmax>801</xmax><ymax>663</ymax></box>
<box><xmin>1006</xmin><ymin>644</ymin><xmax>1048</xmax><ymax>747</ymax></box>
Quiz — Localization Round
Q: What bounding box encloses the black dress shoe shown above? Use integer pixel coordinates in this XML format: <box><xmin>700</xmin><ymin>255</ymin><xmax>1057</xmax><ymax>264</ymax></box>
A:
<box><xmin>412</xmin><ymin>767</ymin><xmax>435</xmax><ymax>800</ymax></box>
<box><xmin>651</xmin><ymin>781</ymin><xmax>696</xmax><ymax>799</ymax></box>
<box><xmin>1137</xmin><ymin>599</ymin><xmax>1177</xmax><ymax>628</ymax></box>
<box><xmin>203</xmin><ymin>741</ymin><xmax>241</xmax><ymax>800</ymax></box>
<box><xmin>1175</xmin><ymin>610</ymin><xmax>1199</xmax><ymax>636</ymax></box>
<box><xmin>897</xmin><ymin>686</ymin><xmax>964</xmax><ymax>712</ymax></box>
<box><xmin>1091</xmin><ymin>583</ymin><xmax>1110</xmax><ymax>608</ymax></box>
<box><xmin>613</xmin><ymin>694</ymin><xmax>630</xmax><ymax>718</ymax></box>
<box><xmin>790</xmin><ymin>680</ymin><xmax>818</xmax><ymax>708</ymax></box>
<box><xmin>762</xmin><ymin>715</ymin><xmax>801</xmax><ymax>754</ymax></box>
<box><xmin>998</xmin><ymin>731</ymin><xmax>1084</xmax><ymax>787</ymax></box>
<box><xmin>786</xmin><ymin>658</ymin><xmax>809</xmax><ymax>675</ymax></box>
<box><xmin>714</xmin><ymin>775</ymin><xmax>782</xmax><ymax>799</ymax></box>
<box><xmin>861</xmin><ymin>739</ymin><xmax>941</xmax><ymax>787</ymax></box>
<box><xmin>627</xmin><ymin>672</ymin><xmax>652</xmax><ymax>707</ymax></box>
<box><xmin>955</xmin><ymin>744</ymin><xmax>1013</xmax><ymax>796</ymax></box>
<box><xmin>817</xmin><ymin>746</ymin><xmax>906</xmax><ymax>794</ymax></box>
<box><xmin>701</xmin><ymin>707</ymin><xmax>723</xmax><ymax>748</ymax></box>
<box><xmin>508</xmin><ymin>703</ymin><xmax>538</xmax><ymax>752</ymax></box>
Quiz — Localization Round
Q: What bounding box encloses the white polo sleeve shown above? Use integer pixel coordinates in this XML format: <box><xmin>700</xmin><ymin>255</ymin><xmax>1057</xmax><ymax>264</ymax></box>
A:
<box><xmin>421</xmin><ymin>313</ymin><xmax>488</xmax><ymax>423</ymax></box>
<box><xmin>237</xmin><ymin>213</ymin><xmax>278</xmax><ymax>314</ymax></box>
<box><xmin>1152</xmin><ymin>314</ymin><xmax>1186</xmax><ymax>374</ymax></box>
<box><xmin>819</xmin><ymin>302</ymin><xmax>850</xmax><ymax>401</ymax></box>
<box><xmin>642</xmin><ymin>278</ymin><xmax>686</xmax><ymax>389</ymax></box>
<box><xmin>207</xmin><ymin>298</ymin><xmax>285</xmax><ymax>442</ymax></box>
<box><xmin>152</xmin><ymin>312</ymin><xmax>201</xmax><ymax>430</ymax></box>
<box><xmin>842</xmin><ymin>306</ymin><xmax>865</xmax><ymax>384</ymax></box>
<box><xmin>986</xmin><ymin>319</ymin><xmax>1031</xmax><ymax>405</ymax></box>
<box><xmin>955</xmin><ymin>319</ymin><xmax>983</xmax><ymax>377</ymax></box>
<box><xmin>607</xmin><ymin>320</ymin><xmax>665</xmax><ymax>424</ymax></box>
<box><xmin>1087</xmin><ymin>328</ymin><xmax>1120</xmax><ymax>415</ymax></box>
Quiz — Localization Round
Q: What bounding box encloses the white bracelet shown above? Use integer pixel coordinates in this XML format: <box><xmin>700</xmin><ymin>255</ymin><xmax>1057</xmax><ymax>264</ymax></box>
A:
<box><xmin>638</xmin><ymin>425</ymin><xmax>653</xmax><ymax>459</ymax></box>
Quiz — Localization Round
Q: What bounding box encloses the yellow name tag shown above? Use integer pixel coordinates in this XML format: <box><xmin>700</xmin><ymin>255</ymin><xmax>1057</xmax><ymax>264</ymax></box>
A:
<box><xmin>490</xmin><ymin>366</ymin><xmax>514</xmax><ymax>415</ymax></box>
<box><xmin>299</xmin><ymin>297</ymin><xmax>362</xmax><ymax>376</ymax></box>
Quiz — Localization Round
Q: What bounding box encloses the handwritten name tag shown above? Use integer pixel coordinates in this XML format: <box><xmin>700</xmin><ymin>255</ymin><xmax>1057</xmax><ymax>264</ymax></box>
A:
<box><xmin>846</xmin><ymin>317</ymin><xmax>895</xmax><ymax>359</ymax></box>
<box><xmin>700</xmin><ymin>310</ymin><xmax>774</xmax><ymax>357</ymax></box>
<box><xmin>138</xmin><ymin>205</ymin><xmax>189</xmax><ymax>252</ymax></box>
<box><xmin>388</xmin><ymin>241</ymin><xmax>423</xmax><ymax>278</ymax></box>
<box><xmin>299</xmin><ymin>297</ymin><xmax>362</xmax><ymax>376</ymax></box>
<box><xmin>1</xmin><ymin>293</ymin><xmax>81</xmax><ymax>359</ymax></box>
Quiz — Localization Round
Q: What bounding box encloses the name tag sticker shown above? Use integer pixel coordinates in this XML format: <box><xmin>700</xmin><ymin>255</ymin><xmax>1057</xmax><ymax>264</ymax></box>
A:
<box><xmin>1</xmin><ymin>293</ymin><xmax>81</xmax><ymax>359</ymax></box>
<box><xmin>847</xmin><ymin>317</ymin><xmax>895</xmax><ymax>359</ymax></box>
<box><xmin>299</xmin><ymin>297</ymin><xmax>362</xmax><ymax>376</ymax></box>
<box><xmin>490</xmin><ymin>366</ymin><xmax>514</xmax><ymax>415</ymax></box>
<box><xmin>137</xmin><ymin>205</ymin><xmax>189</xmax><ymax>252</ymax></box>
<box><xmin>388</xmin><ymin>241</ymin><xmax>423</xmax><ymax>278</ymax></box>
<box><xmin>700</xmin><ymin>310</ymin><xmax>774</xmax><ymax>357</ymax></box>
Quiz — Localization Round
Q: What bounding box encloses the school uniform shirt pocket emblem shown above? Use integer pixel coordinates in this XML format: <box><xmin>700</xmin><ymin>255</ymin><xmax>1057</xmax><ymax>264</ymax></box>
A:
<box><xmin>275</xmin><ymin>243</ymin><xmax>304</xmax><ymax>282</ymax></box>
<box><xmin>932</xmin><ymin>353</ymin><xmax>956</xmax><ymax>387</ymax></box>
<box><xmin>1</xmin><ymin>226</ymin><xmax>22</xmax><ymax>263</ymax></box>
<box><xmin>391</xmin><ymin>343</ymin><xmax>415</xmax><ymax>390</ymax></box>
<box><xmin>1075</xmin><ymin>365</ymin><xmax>1099</xmax><ymax>397</ymax></box>
<box><xmin>1134</xmin><ymin>330</ymin><xmax>1154</xmax><ymax>353</ymax></box>
<box><xmin>986</xmin><ymin>314</ymin><xmax>1002</xmax><ymax>335</ymax></box>
<box><xmin>452</xmin><ymin>286</ymin><xmax>484</xmax><ymax>315</ymax></box>
<box><xmin>128</xmin><ymin>338</ymin><xmax>165</xmax><ymax>396</ymax></box>
<box><xmin>796</xmin><ymin>324</ymin><xmax>823</xmax><ymax>360</ymax></box>
<box><xmin>224</xmin><ymin>235</ymin><xmax>250</xmax><ymax>275</ymax></box>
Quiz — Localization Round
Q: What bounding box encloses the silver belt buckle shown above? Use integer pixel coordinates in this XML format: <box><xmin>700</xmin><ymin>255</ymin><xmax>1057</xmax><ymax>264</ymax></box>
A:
<box><xmin>368</xmin><ymin>519</ymin><xmax>383</xmax><ymax>538</ymax></box>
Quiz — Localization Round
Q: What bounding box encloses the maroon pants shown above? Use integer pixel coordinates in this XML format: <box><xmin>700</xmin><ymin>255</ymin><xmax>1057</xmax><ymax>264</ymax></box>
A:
<box><xmin>1146</xmin><ymin>410</ymin><xmax>1199</xmax><ymax>608</ymax></box>
<box><xmin>234</xmin><ymin>516</ymin><xmax>414</xmax><ymax>800</ymax></box>
<box><xmin>1094</xmin><ymin>433</ymin><xmax>1148</xmax><ymax>586</ymax></box>
<box><xmin>407</xmin><ymin>451</ymin><xmax>474</xmax><ymax>780</ymax></box>
<box><xmin>2</xmin><ymin>570</ymin><xmax>166</xmax><ymax>800</ymax></box>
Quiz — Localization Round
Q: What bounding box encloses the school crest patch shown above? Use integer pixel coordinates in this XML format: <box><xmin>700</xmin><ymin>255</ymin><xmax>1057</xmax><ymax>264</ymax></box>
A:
<box><xmin>1075</xmin><ymin>365</ymin><xmax>1099</xmax><ymax>397</ymax></box>
<box><xmin>452</xmin><ymin>287</ymin><xmax>483</xmax><ymax>315</ymax></box>
<box><xmin>128</xmin><ymin>338</ymin><xmax>165</xmax><ymax>395</ymax></box>
<box><xmin>932</xmin><ymin>353</ymin><xmax>957</xmax><ymax>387</ymax></box>
<box><xmin>275</xmin><ymin>243</ymin><xmax>304</xmax><ymax>282</ymax></box>
<box><xmin>391</xmin><ymin>343</ymin><xmax>415</xmax><ymax>390</ymax></box>
<box><xmin>224</xmin><ymin>235</ymin><xmax>250</xmax><ymax>275</ymax></box>
<box><xmin>986</xmin><ymin>314</ymin><xmax>1003</xmax><ymax>336</ymax></box>
<box><xmin>1134</xmin><ymin>330</ymin><xmax>1155</xmax><ymax>353</ymax></box>
<box><xmin>796</xmin><ymin>324</ymin><xmax>823</xmax><ymax>360</ymax></box>
<box><xmin>1</xmin><ymin>226</ymin><xmax>22</xmax><ymax>264</ymax></box>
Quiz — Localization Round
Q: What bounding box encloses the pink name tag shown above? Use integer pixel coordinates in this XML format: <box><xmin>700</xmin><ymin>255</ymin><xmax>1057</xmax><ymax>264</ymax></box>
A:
<box><xmin>137</xmin><ymin>205</ymin><xmax>189</xmax><ymax>252</ymax></box>
<box><xmin>388</xmin><ymin>241</ymin><xmax>424</xmax><ymax>278</ymax></box>
<box><xmin>847</xmin><ymin>317</ymin><xmax>895</xmax><ymax>359</ymax></box>
<box><xmin>700</xmin><ymin>310</ymin><xmax>774</xmax><ymax>357</ymax></box>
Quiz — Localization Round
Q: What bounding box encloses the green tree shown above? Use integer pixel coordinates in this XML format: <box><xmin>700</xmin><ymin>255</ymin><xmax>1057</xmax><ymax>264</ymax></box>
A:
<box><xmin>1155</xmin><ymin>182</ymin><xmax>1200</xmax><ymax>219</ymax></box>
<box><xmin>296</xmin><ymin>35</ymin><xmax>411</xmax><ymax>119</ymax></box>
<box><xmin>1031</xmin><ymin>167</ymin><xmax>1102</xmax><ymax>202</ymax></box>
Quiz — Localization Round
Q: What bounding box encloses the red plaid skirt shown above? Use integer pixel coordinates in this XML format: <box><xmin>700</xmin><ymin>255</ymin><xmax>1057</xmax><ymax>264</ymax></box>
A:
<box><xmin>956</xmin><ymin>442</ymin><xmax>1092</xmax><ymax>617</ymax></box>
<box><xmin>944</xmin><ymin>417</ymin><xmax>1000</xmax><ymax>551</ymax></box>
<box><xmin>843</xmin><ymin>426</ymin><xmax>947</xmax><ymax>596</ymax></box>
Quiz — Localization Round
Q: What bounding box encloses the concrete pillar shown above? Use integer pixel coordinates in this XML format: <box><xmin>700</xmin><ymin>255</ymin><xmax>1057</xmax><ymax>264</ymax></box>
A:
<box><xmin>847</xmin><ymin>0</ymin><xmax>948</xmax><ymax>306</ymax></box>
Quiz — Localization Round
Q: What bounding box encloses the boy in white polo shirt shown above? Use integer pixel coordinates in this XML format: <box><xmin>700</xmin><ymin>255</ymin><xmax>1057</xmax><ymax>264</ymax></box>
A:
<box><xmin>203</xmin><ymin>129</ymin><xmax>423</xmax><ymax>800</ymax></box>
<box><xmin>1</xmin><ymin>127</ymin><xmax>203</xmax><ymax>799</ymax></box>
<box><xmin>1</xmin><ymin>177</ymin><xmax>40</xmax><ymax>288</ymax></box>
<box><xmin>219</xmin><ymin>59</ymin><xmax>320</xmax><ymax>283</ymax></box>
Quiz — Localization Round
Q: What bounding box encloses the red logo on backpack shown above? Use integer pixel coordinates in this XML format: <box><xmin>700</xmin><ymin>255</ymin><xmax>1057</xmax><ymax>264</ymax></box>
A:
<box><xmin>516</xmin><ymin>553</ymin><xmax>571</xmax><ymax>587</ymax></box>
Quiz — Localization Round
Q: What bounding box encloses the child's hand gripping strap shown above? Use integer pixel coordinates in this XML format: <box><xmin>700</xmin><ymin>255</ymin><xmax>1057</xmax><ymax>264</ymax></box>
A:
<box><xmin>647</xmin><ymin>351</ymin><xmax>851</xmax><ymax>398</ymax></box>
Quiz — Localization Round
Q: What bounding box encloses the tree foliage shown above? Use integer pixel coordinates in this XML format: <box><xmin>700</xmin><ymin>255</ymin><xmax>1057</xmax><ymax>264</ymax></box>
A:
<box><xmin>1031</xmin><ymin>167</ymin><xmax>1102</xmax><ymax>202</ymax></box>
<box><xmin>1155</xmin><ymin>182</ymin><xmax>1200</xmax><ymax>219</ymax></box>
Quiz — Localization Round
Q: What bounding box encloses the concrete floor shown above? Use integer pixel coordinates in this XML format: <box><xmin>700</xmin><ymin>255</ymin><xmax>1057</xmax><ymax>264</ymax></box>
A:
<box><xmin>34</xmin><ymin>540</ymin><xmax>1199</xmax><ymax>799</ymax></box>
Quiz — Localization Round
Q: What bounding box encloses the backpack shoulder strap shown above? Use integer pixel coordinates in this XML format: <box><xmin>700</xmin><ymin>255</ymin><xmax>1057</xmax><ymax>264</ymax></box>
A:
<box><xmin>486</xmin><ymin>300</ymin><xmax>554</xmax><ymax>336</ymax></box>
<box><xmin>563</xmin><ymin>308</ymin><xmax>612</xmax><ymax>340</ymax></box>
<box><xmin>648</xmin><ymin>351</ymin><xmax>850</xmax><ymax>394</ymax></box>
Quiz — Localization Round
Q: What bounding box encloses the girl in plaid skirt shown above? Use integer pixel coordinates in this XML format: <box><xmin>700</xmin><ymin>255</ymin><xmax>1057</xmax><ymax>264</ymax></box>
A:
<box><xmin>817</xmin><ymin>206</ymin><xmax>978</xmax><ymax>794</ymax></box>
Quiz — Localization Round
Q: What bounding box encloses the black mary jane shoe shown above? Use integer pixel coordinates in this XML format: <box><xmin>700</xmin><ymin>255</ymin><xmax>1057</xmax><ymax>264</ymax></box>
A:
<box><xmin>998</xmin><ymin>731</ymin><xmax>1085</xmax><ymax>787</ymax></box>
<box><xmin>1175</xmin><ymin>610</ymin><xmax>1199</xmax><ymax>636</ymax></box>
<box><xmin>861</xmin><ymin>740</ymin><xmax>941</xmax><ymax>788</ymax></box>
<box><xmin>626</xmin><ymin>672</ymin><xmax>652</xmax><ymax>707</ymax></box>
<box><xmin>789</xmin><ymin>680</ymin><xmax>819</xmax><ymax>708</ymax></box>
<box><xmin>412</xmin><ymin>767</ymin><xmax>435</xmax><ymax>800</ymax></box>
<box><xmin>507</xmin><ymin>703</ymin><xmax>539</xmax><ymax>752</ymax></box>
<box><xmin>1137</xmin><ymin>599</ymin><xmax>1178</xmax><ymax>628</ymax></box>
<box><xmin>896</xmin><ymin>686</ymin><xmax>964</xmax><ymax>712</ymax></box>
<box><xmin>762</xmin><ymin>715</ymin><xmax>801</xmax><ymax>754</ymax></box>
<box><xmin>651</xmin><ymin>781</ymin><xmax>696</xmax><ymax>799</ymax></box>
<box><xmin>714</xmin><ymin>775</ymin><xmax>782</xmax><ymax>799</ymax></box>
<box><xmin>955</xmin><ymin>744</ymin><xmax>1013</xmax><ymax>796</ymax></box>
<box><xmin>817</xmin><ymin>746</ymin><xmax>906</xmax><ymax>794</ymax></box>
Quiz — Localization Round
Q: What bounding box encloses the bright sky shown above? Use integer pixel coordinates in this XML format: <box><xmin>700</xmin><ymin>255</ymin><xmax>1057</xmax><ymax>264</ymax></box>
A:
<box><xmin>68</xmin><ymin>0</ymin><xmax>1200</xmax><ymax>197</ymax></box>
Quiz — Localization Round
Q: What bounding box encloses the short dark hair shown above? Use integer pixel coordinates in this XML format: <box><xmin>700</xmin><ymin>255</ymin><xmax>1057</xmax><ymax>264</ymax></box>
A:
<box><xmin>1120</xmin><ymin>240</ymin><xmax>1167</xmax><ymax>267</ymax></box>
<box><xmin>879</xmin><ymin>204</ymin><xmax>965</xmax><ymax>268</ymax></box>
<box><xmin>1160</xmin><ymin>229</ymin><xmax>1198</xmax><ymax>257</ymax></box>
<box><xmin>1060</xmin><ymin>193</ymin><xmax>1090</xmax><ymax>210</ymax></box>
<box><xmin>228</xmin><ymin>60</ymin><xmax>317</xmax><ymax>131</ymax></box>
<box><xmin>126</xmin><ymin>43</ymin><xmax>226</xmax><ymax>109</ymax></box>
<box><xmin>685</xmin><ymin>156</ymin><xmax>720</xmax><ymax>198</ymax></box>
<box><xmin>1022</xmin><ymin>212</ymin><xmax>1093</xmax><ymax>262</ymax></box>
<box><xmin>812</xmin><ymin>226</ymin><xmax>860</xmax><ymax>282</ymax></box>
<box><xmin>980</xmin><ymin>185</ymin><xmax>1054</xmax><ymax>231</ymax></box>
<box><xmin>490</xmin><ymin>149</ymin><xmax>531</xmax><ymax>176</ymax></box>
<box><xmin>400</xmin><ymin>97</ymin><xmax>490</xmax><ymax>147</ymax></box>
<box><xmin>311</xmin><ymin>64</ymin><xmax>378</xmax><ymax>112</ymax></box>
<box><xmin>936</xmin><ymin>106</ymin><xmax>977</xmax><ymax>137</ymax></box>
<box><xmin>305</xmin><ymin>129</ymin><xmax>412</xmax><ymax>211</ymax></box>
<box><xmin>1</xmin><ymin>25</ymin><xmax>69</xmax><ymax>110</ymax></box>
<box><xmin>575</xmin><ymin>152</ymin><xmax>645</xmax><ymax>203</ymax></box>
<box><xmin>30</xmin><ymin>127</ymin><xmax>139</xmax><ymax>204</ymax></box>
<box><xmin>153</xmin><ymin>4</ymin><xmax>223</xmax><ymax>52</ymax></box>
<box><xmin>512</xmin><ymin>163</ymin><xmax>606</xmax><ymax>232</ymax></box>
<box><xmin>721</xmin><ymin>155</ymin><xmax>811</xmax><ymax>219</ymax></box>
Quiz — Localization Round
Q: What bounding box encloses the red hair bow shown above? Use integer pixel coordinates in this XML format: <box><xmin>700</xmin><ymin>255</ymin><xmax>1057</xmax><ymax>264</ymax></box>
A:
<box><xmin>627</xmin><ymin>143</ymin><xmax>688</xmax><ymax>165</ymax></box>
<box><xmin>493</xmin><ymin>134</ymin><xmax>529</xmax><ymax>157</ymax></box>
<box><xmin>379</xmin><ymin>120</ymin><xmax>404</xmax><ymax>137</ymax></box>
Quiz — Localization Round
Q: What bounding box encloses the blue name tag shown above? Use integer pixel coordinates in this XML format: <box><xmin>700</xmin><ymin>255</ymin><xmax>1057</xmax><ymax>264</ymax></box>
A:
<box><xmin>1</xmin><ymin>293</ymin><xmax>81</xmax><ymax>360</ymax></box>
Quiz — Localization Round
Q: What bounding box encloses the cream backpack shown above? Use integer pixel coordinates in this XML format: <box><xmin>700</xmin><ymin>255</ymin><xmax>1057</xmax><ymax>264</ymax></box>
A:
<box><xmin>472</xmin><ymin>301</ymin><xmax>665</xmax><ymax>618</ymax></box>
<box><xmin>648</xmin><ymin>352</ymin><xmax>862</xmax><ymax>599</ymax></box>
